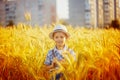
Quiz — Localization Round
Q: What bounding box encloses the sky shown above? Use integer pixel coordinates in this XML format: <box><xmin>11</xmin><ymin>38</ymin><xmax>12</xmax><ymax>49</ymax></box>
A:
<box><xmin>56</xmin><ymin>0</ymin><xmax>69</xmax><ymax>19</ymax></box>
<box><xmin>119</xmin><ymin>0</ymin><xmax>120</xmax><ymax>7</ymax></box>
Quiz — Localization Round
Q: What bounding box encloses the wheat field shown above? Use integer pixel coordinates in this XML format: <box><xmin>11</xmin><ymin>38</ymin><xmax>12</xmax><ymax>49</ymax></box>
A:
<box><xmin>0</xmin><ymin>24</ymin><xmax>120</xmax><ymax>80</ymax></box>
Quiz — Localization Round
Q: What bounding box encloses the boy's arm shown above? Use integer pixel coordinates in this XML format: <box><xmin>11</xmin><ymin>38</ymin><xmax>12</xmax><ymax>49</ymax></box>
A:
<box><xmin>44</xmin><ymin>50</ymin><xmax>57</xmax><ymax>71</ymax></box>
<box><xmin>44</xmin><ymin>63</ymin><xmax>54</xmax><ymax>71</ymax></box>
<box><xmin>44</xmin><ymin>58</ymin><xmax>58</xmax><ymax>72</ymax></box>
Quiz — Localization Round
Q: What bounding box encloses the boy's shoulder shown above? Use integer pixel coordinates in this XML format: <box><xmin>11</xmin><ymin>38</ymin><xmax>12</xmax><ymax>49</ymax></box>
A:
<box><xmin>47</xmin><ymin>49</ymin><xmax>54</xmax><ymax>56</ymax></box>
<box><xmin>67</xmin><ymin>47</ymin><xmax>74</xmax><ymax>52</ymax></box>
<box><xmin>67</xmin><ymin>48</ymin><xmax>76</xmax><ymax>55</ymax></box>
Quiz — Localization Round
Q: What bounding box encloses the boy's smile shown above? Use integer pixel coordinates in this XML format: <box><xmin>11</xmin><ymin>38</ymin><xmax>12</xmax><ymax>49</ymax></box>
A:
<box><xmin>53</xmin><ymin>31</ymin><xmax>66</xmax><ymax>49</ymax></box>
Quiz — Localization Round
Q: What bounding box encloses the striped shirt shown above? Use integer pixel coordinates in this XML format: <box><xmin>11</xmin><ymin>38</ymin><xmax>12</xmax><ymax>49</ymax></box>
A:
<box><xmin>44</xmin><ymin>45</ymin><xmax>76</xmax><ymax>65</ymax></box>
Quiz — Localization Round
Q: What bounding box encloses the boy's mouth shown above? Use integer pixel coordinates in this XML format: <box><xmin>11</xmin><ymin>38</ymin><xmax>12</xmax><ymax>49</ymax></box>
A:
<box><xmin>58</xmin><ymin>41</ymin><xmax>63</xmax><ymax>43</ymax></box>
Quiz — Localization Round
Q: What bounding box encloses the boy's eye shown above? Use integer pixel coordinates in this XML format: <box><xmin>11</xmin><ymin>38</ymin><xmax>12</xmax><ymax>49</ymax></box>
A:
<box><xmin>55</xmin><ymin>36</ymin><xmax>58</xmax><ymax>39</ymax></box>
<box><xmin>60</xmin><ymin>36</ymin><xmax>63</xmax><ymax>38</ymax></box>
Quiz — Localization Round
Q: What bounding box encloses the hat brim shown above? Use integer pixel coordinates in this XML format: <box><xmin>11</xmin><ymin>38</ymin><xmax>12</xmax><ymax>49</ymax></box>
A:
<box><xmin>49</xmin><ymin>30</ymin><xmax>70</xmax><ymax>39</ymax></box>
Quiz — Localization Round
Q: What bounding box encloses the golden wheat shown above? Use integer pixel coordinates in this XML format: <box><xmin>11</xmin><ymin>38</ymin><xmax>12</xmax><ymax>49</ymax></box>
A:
<box><xmin>0</xmin><ymin>24</ymin><xmax>120</xmax><ymax>80</ymax></box>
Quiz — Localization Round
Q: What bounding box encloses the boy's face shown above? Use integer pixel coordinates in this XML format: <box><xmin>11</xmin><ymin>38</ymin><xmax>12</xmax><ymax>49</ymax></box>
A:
<box><xmin>53</xmin><ymin>31</ymin><xmax>66</xmax><ymax>47</ymax></box>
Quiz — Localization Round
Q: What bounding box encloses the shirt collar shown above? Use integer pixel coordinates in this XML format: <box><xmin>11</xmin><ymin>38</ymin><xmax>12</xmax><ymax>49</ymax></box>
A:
<box><xmin>53</xmin><ymin>45</ymin><xmax>68</xmax><ymax>53</ymax></box>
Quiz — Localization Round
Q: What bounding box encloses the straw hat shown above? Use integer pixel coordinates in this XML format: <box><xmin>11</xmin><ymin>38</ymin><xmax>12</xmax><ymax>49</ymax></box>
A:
<box><xmin>49</xmin><ymin>25</ymin><xmax>70</xmax><ymax>39</ymax></box>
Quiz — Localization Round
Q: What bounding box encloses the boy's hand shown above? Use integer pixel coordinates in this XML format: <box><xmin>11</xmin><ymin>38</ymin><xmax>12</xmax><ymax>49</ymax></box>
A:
<box><xmin>52</xmin><ymin>58</ymin><xmax>68</xmax><ymax>68</ymax></box>
<box><xmin>59</xmin><ymin>59</ymin><xmax>69</xmax><ymax>68</ymax></box>
<box><xmin>51</xmin><ymin>58</ymin><xmax>58</xmax><ymax>67</ymax></box>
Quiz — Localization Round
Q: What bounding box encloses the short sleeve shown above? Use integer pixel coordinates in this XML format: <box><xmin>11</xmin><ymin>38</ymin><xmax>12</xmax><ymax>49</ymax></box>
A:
<box><xmin>69</xmin><ymin>49</ymin><xmax>76</xmax><ymax>61</ymax></box>
<box><xmin>44</xmin><ymin>50</ymin><xmax>52</xmax><ymax>65</ymax></box>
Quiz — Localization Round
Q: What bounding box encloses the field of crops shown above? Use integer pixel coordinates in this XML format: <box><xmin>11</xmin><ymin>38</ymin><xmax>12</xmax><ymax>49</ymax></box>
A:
<box><xmin>0</xmin><ymin>24</ymin><xmax>120</xmax><ymax>80</ymax></box>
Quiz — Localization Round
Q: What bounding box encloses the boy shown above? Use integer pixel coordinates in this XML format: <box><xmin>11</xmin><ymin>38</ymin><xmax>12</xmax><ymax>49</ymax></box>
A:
<box><xmin>44</xmin><ymin>25</ymin><xmax>76</xmax><ymax>80</ymax></box>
